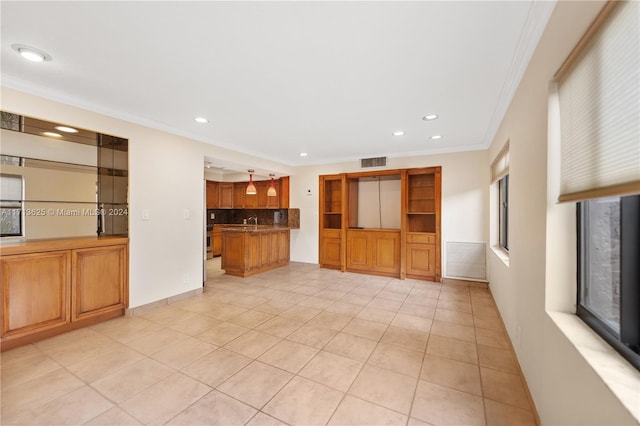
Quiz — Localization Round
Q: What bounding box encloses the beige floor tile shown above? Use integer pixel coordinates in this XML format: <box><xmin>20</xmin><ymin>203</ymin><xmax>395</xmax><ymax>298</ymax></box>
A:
<box><xmin>196</xmin><ymin>321</ymin><xmax>250</xmax><ymax>346</ymax></box>
<box><xmin>473</xmin><ymin>304</ymin><xmax>500</xmax><ymax>318</ymax></box>
<box><xmin>376</xmin><ymin>290</ymin><xmax>407</xmax><ymax>302</ymax></box>
<box><xmin>421</xmin><ymin>354</ymin><xmax>482</xmax><ymax>395</ymax></box>
<box><xmin>0</xmin><ymin>350</ymin><xmax>61</xmax><ymax>389</ymax></box>
<box><xmin>356</xmin><ymin>307</ymin><xmax>396</xmax><ymax>324</ymax></box>
<box><xmin>206</xmin><ymin>303</ymin><xmax>250</xmax><ymax>321</ymax></box>
<box><xmin>34</xmin><ymin>328</ymin><xmax>119</xmax><ymax>367</ymax></box>
<box><xmin>434</xmin><ymin>309</ymin><xmax>475</xmax><ymax>326</ymax></box>
<box><xmin>120</xmin><ymin>372</ymin><xmax>211</xmax><ymax>424</ymax></box>
<box><xmin>325</xmin><ymin>301</ymin><xmax>364</xmax><ymax>316</ymax></box>
<box><xmin>224</xmin><ymin>330</ymin><xmax>281</xmax><ymax>359</ymax></box>
<box><xmin>18</xmin><ymin>385</ymin><xmax>112</xmax><ymax>425</ymax></box>
<box><xmin>149</xmin><ymin>336</ymin><xmax>216</xmax><ymax>369</ymax></box>
<box><xmin>258</xmin><ymin>340</ymin><xmax>318</xmax><ymax>373</ymax></box>
<box><xmin>407</xmin><ymin>417</ymin><xmax>432</xmax><ymax>425</ymax></box>
<box><xmin>404</xmin><ymin>293</ymin><xmax>439</xmax><ymax>307</ymax></box>
<box><xmin>477</xmin><ymin>344</ymin><xmax>518</xmax><ymax>374</ymax></box>
<box><xmin>341</xmin><ymin>292</ymin><xmax>375</xmax><ymax>306</ymax></box>
<box><xmin>280</xmin><ymin>305</ymin><xmax>321</xmax><ymax>322</ymax></box>
<box><xmin>226</xmin><ymin>294</ymin><xmax>270</xmax><ymax>309</ymax></box>
<box><xmin>315</xmin><ymin>289</ymin><xmax>348</xmax><ymax>300</ymax></box>
<box><xmin>168</xmin><ymin>314</ymin><xmax>222</xmax><ymax>336</ymax></box>
<box><xmin>91</xmin><ymin>358</ymin><xmax>173</xmax><ymax>403</ymax></box>
<box><xmin>381</xmin><ymin>326</ymin><xmax>429</xmax><ymax>352</ymax></box>
<box><xmin>437</xmin><ymin>299</ymin><xmax>473</xmax><ymax>313</ymax></box>
<box><xmin>411</xmin><ymin>380</ymin><xmax>485</xmax><ymax>426</ymax></box>
<box><xmin>166</xmin><ymin>389</ymin><xmax>257</xmax><ymax>425</ymax></box>
<box><xmin>409</xmin><ymin>286</ymin><xmax>441</xmax><ymax>300</ymax></box>
<box><xmin>299</xmin><ymin>350</ymin><xmax>363</xmax><ymax>392</ymax></box>
<box><xmin>328</xmin><ymin>395</ymin><xmax>408</xmax><ymax>426</ymax></box>
<box><xmin>480</xmin><ymin>367</ymin><xmax>531</xmax><ymax>410</ymax></box>
<box><xmin>324</xmin><ymin>333</ymin><xmax>377</xmax><ymax>362</ymax></box>
<box><xmin>473</xmin><ymin>315</ymin><xmax>504</xmax><ymax>331</ymax></box>
<box><xmin>391</xmin><ymin>313</ymin><xmax>433</xmax><ymax>333</ymax></box>
<box><xmin>287</xmin><ymin>324</ymin><xmax>338</xmax><ymax>348</ymax></box>
<box><xmin>368</xmin><ymin>297</ymin><xmax>403</xmax><ymax>312</ymax></box>
<box><xmin>84</xmin><ymin>406</ymin><xmax>141</xmax><ymax>425</ymax></box>
<box><xmin>292</xmin><ymin>284</ymin><xmax>322</xmax><ymax>295</ymax></box>
<box><xmin>263</xmin><ymin>376</ymin><xmax>344</xmax><ymax>426</ymax></box>
<box><xmin>254</xmin><ymin>300</ymin><xmax>295</xmax><ymax>315</ymax></box>
<box><xmin>227</xmin><ymin>309</ymin><xmax>274</xmax><ymax>328</ymax></box>
<box><xmin>426</xmin><ymin>335</ymin><xmax>478</xmax><ymax>364</ymax></box>
<box><xmin>349</xmin><ymin>364</ymin><xmax>417</xmax><ymax>414</ymax></box>
<box><xmin>66</xmin><ymin>344</ymin><xmax>145</xmax><ymax>383</ymax></box>
<box><xmin>484</xmin><ymin>398</ymin><xmax>537</xmax><ymax>426</ymax></box>
<box><xmin>475</xmin><ymin>328</ymin><xmax>511</xmax><ymax>350</ymax></box>
<box><xmin>90</xmin><ymin>317</ymin><xmax>162</xmax><ymax>343</ymax></box>
<box><xmin>342</xmin><ymin>318</ymin><xmax>388</xmax><ymax>341</ymax></box>
<box><xmin>399</xmin><ymin>302</ymin><xmax>436</xmax><ymax>319</ymax></box>
<box><xmin>139</xmin><ymin>307</ymin><xmax>200</xmax><ymax>326</ymax></box>
<box><xmin>245</xmin><ymin>411</ymin><xmax>289</xmax><ymax>426</ymax></box>
<box><xmin>351</xmin><ymin>285</ymin><xmax>382</xmax><ymax>296</ymax></box>
<box><xmin>384</xmin><ymin>281</ymin><xmax>413</xmax><ymax>294</ymax></box>
<box><xmin>299</xmin><ymin>295</ymin><xmax>336</xmax><ymax>309</ymax></box>
<box><xmin>308</xmin><ymin>311</ymin><xmax>352</xmax><ymax>331</ymax></box>
<box><xmin>217</xmin><ymin>361</ymin><xmax>293</xmax><ymax>409</ymax></box>
<box><xmin>1</xmin><ymin>369</ymin><xmax>84</xmax><ymax>420</ymax></box>
<box><xmin>368</xmin><ymin>342</ymin><xmax>424</xmax><ymax>378</ymax></box>
<box><xmin>181</xmin><ymin>348</ymin><xmax>252</xmax><ymax>387</ymax></box>
<box><xmin>431</xmin><ymin>320</ymin><xmax>476</xmax><ymax>343</ymax></box>
<box><xmin>126</xmin><ymin>328</ymin><xmax>189</xmax><ymax>356</ymax></box>
<box><xmin>0</xmin><ymin>344</ymin><xmax>43</xmax><ymax>369</ymax></box>
<box><xmin>256</xmin><ymin>316</ymin><xmax>304</xmax><ymax>338</ymax></box>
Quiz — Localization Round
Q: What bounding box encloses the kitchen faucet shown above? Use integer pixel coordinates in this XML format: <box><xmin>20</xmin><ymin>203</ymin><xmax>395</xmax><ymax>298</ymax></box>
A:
<box><xmin>247</xmin><ymin>216</ymin><xmax>258</xmax><ymax>225</ymax></box>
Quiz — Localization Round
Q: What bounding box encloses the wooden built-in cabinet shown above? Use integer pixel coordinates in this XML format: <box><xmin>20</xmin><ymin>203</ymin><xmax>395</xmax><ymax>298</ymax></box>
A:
<box><xmin>1</xmin><ymin>237</ymin><xmax>129</xmax><ymax>351</ymax></box>
<box><xmin>212</xmin><ymin>226</ymin><xmax>222</xmax><ymax>256</ymax></box>
<box><xmin>319</xmin><ymin>167</ymin><xmax>441</xmax><ymax>281</ymax></box>
<box><xmin>206</xmin><ymin>177</ymin><xmax>289</xmax><ymax>209</ymax></box>
<box><xmin>221</xmin><ymin>229</ymin><xmax>290</xmax><ymax>277</ymax></box>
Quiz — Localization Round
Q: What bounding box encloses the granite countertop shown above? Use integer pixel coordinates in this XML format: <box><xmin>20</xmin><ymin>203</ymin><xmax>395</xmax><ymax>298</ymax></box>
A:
<box><xmin>218</xmin><ymin>224</ymin><xmax>291</xmax><ymax>233</ymax></box>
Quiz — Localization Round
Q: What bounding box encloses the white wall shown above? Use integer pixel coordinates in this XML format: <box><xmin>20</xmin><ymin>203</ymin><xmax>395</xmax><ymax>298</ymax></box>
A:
<box><xmin>1</xmin><ymin>87</ymin><xmax>294</xmax><ymax>308</ymax></box>
<box><xmin>357</xmin><ymin>179</ymin><xmax>401</xmax><ymax>229</ymax></box>
<box><xmin>486</xmin><ymin>0</ymin><xmax>637</xmax><ymax>424</ymax></box>
<box><xmin>289</xmin><ymin>150</ymin><xmax>490</xmax><ymax>273</ymax></box>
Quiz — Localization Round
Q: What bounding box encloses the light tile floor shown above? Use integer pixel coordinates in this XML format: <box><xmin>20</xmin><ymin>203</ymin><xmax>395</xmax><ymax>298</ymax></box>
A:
<box><xmin>1</xmin><ymin>260</ymin><xmax>537</xmax><ymax>425</ymax></box>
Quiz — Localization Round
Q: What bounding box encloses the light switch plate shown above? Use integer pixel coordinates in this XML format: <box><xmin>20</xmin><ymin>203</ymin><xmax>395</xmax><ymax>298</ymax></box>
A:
<box><xmin>142</xmin><ymin>209</ymin><xmax>150</xmax><ymax>220</ymax></box>
<box><xmin>183</xmin><ymin>209</ymin><xmax>191</xmax><ymax>219</ymax></box>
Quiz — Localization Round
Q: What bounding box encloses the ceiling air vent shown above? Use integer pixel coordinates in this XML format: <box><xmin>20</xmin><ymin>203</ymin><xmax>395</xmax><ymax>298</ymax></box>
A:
<box><xmin>360</xmin><ymin>156</ymin><xmax>387</xmax><ymax>168</ymax></box>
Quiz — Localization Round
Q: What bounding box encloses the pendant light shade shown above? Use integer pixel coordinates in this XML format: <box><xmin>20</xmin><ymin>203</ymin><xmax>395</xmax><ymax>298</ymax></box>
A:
<box><xmin>267</xmin><ymin>174</ymin><xmax>277</xmax><ymax>197</ymax></box>
<box><xmin>246</xmin><ymin>170</ymin><xmax>257</xmax><ymax>195</ymax></box>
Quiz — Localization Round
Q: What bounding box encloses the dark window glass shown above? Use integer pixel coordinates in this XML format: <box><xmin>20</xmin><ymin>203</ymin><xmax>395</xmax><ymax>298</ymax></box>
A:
<box><xmin>499</xmin><ymin>174</ymin><xmax>509</xmax><ymax>251</ymax></box>
<box><xmin>578</xmin><ymin>195</ymin><xmax>640</xmax><ymax>370</ymax></box>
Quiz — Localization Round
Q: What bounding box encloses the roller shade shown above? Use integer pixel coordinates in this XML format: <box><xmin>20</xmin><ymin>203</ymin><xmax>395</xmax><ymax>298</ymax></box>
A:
<box><xmin>556</xmin><ymin>1</ymin><xmax>640</xmax><ymax>202</ymax></box>
<box><xmin>0</xmin><ymin>174</ymin><xmax>23</xmax><ymax>206</ymax></box>
<box><xmin>491</xmin><ymin>142</ymin><xmax>509</xmax><ymax>183</ymax></box>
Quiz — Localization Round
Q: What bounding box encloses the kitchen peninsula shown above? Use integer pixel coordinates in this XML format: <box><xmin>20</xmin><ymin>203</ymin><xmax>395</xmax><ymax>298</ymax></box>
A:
<box><xmin>221</xmin><ymin>226</ymin><xmax>290</xmax><ymax>277</ymax></box>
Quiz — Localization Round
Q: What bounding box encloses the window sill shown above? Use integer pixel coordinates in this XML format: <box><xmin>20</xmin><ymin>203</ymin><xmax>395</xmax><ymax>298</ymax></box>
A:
<box><xmin>490</xmin><ymin>245</ymin><xmax>510</xmax><ymax>267</ymax></box>
<box><xmin>547</xmin><ymin>311</ymin><xmax>640</xmax><ymax>422</ymax></box>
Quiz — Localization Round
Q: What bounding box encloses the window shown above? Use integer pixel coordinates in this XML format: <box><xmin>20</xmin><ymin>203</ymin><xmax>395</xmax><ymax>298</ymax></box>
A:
<box><xmin>498</xmin><ymin>175</ymin><xmax>509</xmax><ymax>251</ymax></box>
<box><xmin>577</xmin><ymin>195</ymin><xmax>639</xmax><ymax>369</ymax></box>
<box><xmin>0</xmin><ymin>174</ymin><xmax>24</xmax><ymax>237</ymax></box>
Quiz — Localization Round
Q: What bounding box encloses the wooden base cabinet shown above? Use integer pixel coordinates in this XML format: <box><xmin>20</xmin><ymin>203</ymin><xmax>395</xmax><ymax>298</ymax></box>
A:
<box><xmin>320</xmin><ymin>229</ymin><xmax>342</xmax><ymax>269</ymax></box>
<box><xmin>0</xmin><ymin>237</ymin><xmax>129</xmax><ymax>351</ymax></box>
<box><xmin>346</xmin><ymin>229</ymin><xmax>400</xmax><ymax>277</ymax></box>
<box><xmin>221</xmin><ymin>229</ymin><xmax>290</xmax><ymax>277</ymax></box>
<box><xmin>406</xmin><ymin>243</ymin><xmax>436</xmax><ymax>280</ymax></box>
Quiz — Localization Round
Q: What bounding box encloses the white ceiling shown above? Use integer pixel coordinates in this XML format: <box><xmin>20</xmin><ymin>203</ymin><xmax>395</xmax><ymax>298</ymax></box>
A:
<box><xmin>1</xmin><ymin>1</ymin><xmax>555</xmax><ymax>167</ymax></box>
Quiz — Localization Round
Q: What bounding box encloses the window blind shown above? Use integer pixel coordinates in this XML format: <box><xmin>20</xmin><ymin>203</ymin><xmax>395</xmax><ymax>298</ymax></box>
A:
<box><xmin>556</xmin><ymin>1</ymin><xmax>640</xmax><ymax>202</ymax></box>
<box><xmin>0</xmin><ymin>174</ymin><xmax>23</xmax><ymax>206</ymax></box>
<box><xmin>491</xmin><ymin>141</ymin><xmax>509</xmax><ymax>183</ymax></box>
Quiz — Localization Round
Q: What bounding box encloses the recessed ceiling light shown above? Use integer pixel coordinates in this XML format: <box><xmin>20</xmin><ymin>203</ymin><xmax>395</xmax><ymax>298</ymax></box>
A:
<box><xmin>194</xmin><ymin>117</ymin><xmax>209</xmax><ymax>123</ymax></box>
<box><xmin>392</xmin><ymin>131</ymin><xmax>405</xmax><ymax>136</ymax></box>
<box><xmin>42</xmin><ymin>132</ymin><xmax>62</xmax><ymax>138</ymax></box>
<box><xmin>11</xmin><ymin>44</ymin><xmax>50</xmax><ymax>62</ymax></box>
<box><xmin>55</xmin><ymin>126</ymin><xmax>78</xmax><ymax>133</ymax></box>
<box><xmin>300</xmin><ymin>152</ymin><xmax>308</xmax><ymax>157</ymax></box>
<box><xmin>422</xmin><ymin>114</ymin><xmax>439</xmax><ymax>121</ymax></box>
<box><xmin>430</xmin><ymin>135</ymin><xmax>442</xmax><ymax>140</ymax></box>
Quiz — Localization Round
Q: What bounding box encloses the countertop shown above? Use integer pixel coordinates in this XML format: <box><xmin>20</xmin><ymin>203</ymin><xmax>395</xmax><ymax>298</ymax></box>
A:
<box><xmin>218</xmin><ymin>224</ymin><xmax>291</xmax><ymax>233</ymax></box>
<box><xmin>0</xmin><ymin>235</ymin><xmax>129</xmax><ymax>255</ymax></box>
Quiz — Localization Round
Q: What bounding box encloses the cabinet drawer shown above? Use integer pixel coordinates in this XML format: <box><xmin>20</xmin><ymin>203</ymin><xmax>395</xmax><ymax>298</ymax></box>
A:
<box><xmin>406</xmin><ymin>233</ymin><xmax>435</xmax><ymax>244</ymax></box>
<box><xmin>323</xmin><ymin>229</ymin><xmax>341</xmax><ymax>239</ymax></box>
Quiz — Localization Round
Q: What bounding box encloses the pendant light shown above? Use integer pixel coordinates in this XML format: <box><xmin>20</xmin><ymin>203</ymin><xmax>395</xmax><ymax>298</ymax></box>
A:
<box><xmin>267</xmin><ymin>174</ymin><xmax>277</xmax><ymax>197</ymax></box>
<box><xmin>246</xmin><ymin>169</ymin><xmax>257</xmax><ymax>195</ymax></box>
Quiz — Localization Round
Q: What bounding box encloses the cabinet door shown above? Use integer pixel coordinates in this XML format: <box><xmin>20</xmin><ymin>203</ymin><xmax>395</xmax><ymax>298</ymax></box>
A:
<box><xmin>213</xmin><ymin>233</ymin><xmax>222</xmax><ymax>256</ymax></box>
<box><xmin>233</xmin><ymin>182</ymin><xmax>246</xmax><ymax>208</ymax></box>
<box><xmin>244</xmin><ymin>181</ymin><xmax>258</xmax><ymax>208</ymax></box>
<box><xmin>1</xmin><ymin>251</ymin><xmax>71</xmax><ymax>338</ymax></box>
<box><xmin>267</xmin><ymin>181</ymin><xmax>280</xmax><ymax>209</ymax></box>
<box><xmin>406</xmin><ymin>243</ymin><xmax>436</xmax><ymax>278</ymax></box>
<box><xmin>206</xmin><ymin>181</ymin><xmax>219</xmax><ymax>209</ymax></box>
<box><xmin>372</xmin><ymin>232</ymin><xmax>401</xmax><ymax>275</ymax></box>
<box><xmin>260</xmin><ymin>233</ymin><xmax>270</xmax><ymax>267</ymax></box>
<box><xmin>277</xmin><ymin>231</ymin><xmax>289</xmax><ymax>263</ymax></box>
<box><xmin>219</xmin><ymin>183</ymin><xmax>234</xmax><ymax>208</ymax></box>
<box><xmin>72</xmin><ymin>244</ymin><xmax>128</xmax><ymax>321</ymax></box>
<box><xmin>256</xmin><ymin>181</ymin><xmax>269</xmax><ymax>208</ymax></box>
<box><xmin>247</xmin><ymin>233</ymin><xmax>261</xmax><ymax>271</ymax></box>
<box><xmin>346</xmin><ymin>231</ymin><xmax>372</xmax><ymax>271</ymax></box>
<box><xmin>320</xmin><ymin>238</ymin><xmax>341</xmax><ymax>268</ymax></box>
